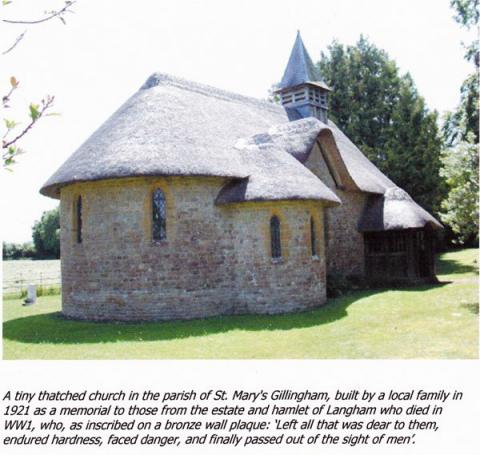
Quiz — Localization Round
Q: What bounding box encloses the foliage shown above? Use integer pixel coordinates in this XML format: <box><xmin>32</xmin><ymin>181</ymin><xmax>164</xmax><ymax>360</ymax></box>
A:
<box><xmin>32</xmin><ymin>207</ymin><xmax>60</xmax><ymax>258</ymax></box>
<box><xmin>440</xmin><ymin>135</ymin><xmax>479</xmax><ymax>244</ymax></box>
<box><xmin>450</xmin><ymin>0</ymin><xmax>480</xmax><ymax>63</ymax></box>
<box><xmin>443</xmin><ymin>0</ymin><xmax>479</xmax><ymax>146</ymax></box>
<box><xmin>318</xmin><ymin>36</ymin><xmax>445</xmax><ymax>214</ymax></box>
<box><xmin>443</xmin><ymin>72</ymin><xmax>479</xmax><ymax>145</ymax></box>
<box><xmin>451</xmin><ymin>0</ymin><xmax>480</xmax><ymax>27</ymax></box>
<box><xmin>1</xmin><ymin>1</ymin><xmax>76</xmax><ymax>168</ymax></box>
<box><xmin>2</xmin><ymin>241</ymin><xmax>35</xmax><ymax>260</ymax></box>
<box><xmin>440</xmin><ymin>0</ymin><xmax>479</xmax><ymax>245</ymax></box>
<box><xmin>3</xmin><ymin>249</ymin><xmax>478</xmax><ymax>359</ymax></box>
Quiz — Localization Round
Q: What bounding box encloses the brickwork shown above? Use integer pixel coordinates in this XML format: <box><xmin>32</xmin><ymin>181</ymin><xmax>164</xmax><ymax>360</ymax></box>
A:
<box><xmin>306</xmin><ymin>143</ymin><xmax>367</xmax><ymax>278</ymax></box>
<box><xmin>60</xmin><ymin>177</ymin><xmax>327</xmax><ymax>321</ymax></box>
<box><xmin>226</xmin><ymin>202</ymin><xmax>326</xmax><ymax>315</ymax></box>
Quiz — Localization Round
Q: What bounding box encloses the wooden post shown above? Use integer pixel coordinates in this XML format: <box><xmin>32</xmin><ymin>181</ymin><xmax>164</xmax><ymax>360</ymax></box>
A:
<box><xmin>406</xmin><ymin>232</ymin><xmax>416</xmax><ymax>280</ymax></box>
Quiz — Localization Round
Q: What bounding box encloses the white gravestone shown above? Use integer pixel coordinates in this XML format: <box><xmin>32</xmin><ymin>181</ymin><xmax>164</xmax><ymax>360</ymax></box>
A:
<box><xmin>23</xmin><ymin>285</ymin><xmax>37</xmax><ymax>306</ymax></box>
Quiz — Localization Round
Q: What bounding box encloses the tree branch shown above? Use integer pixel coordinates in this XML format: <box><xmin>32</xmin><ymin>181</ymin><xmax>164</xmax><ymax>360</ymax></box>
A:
<box><xmin>2</xmin><ymin>1</ymin><xmax>76</xmax><ymax>25</ymax></box>
<box><xmin>2</xmin><ymin>78</ymin><xmax>19</xmax><ymax>108</ymax></box>
<box><xmin>2</xmin><ymin>95</ymin><xmax>55</xmax><ymax>150</ymax></box>
<box><xmin>2</xmin><ymin>30</ymin><xmax>26</xmax><ymax>55</ymax></box>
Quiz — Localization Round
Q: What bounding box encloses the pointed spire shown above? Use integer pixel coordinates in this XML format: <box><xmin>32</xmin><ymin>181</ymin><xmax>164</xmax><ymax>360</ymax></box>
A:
<box><xmin>278</xmin><ymin>31</ymin><xmax>325</xmax><ymax>89</ymax></box>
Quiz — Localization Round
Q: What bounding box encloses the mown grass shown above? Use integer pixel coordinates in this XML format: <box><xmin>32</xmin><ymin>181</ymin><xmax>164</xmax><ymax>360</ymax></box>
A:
<box><xmin>2</xmin><ymin>249</ymin><xmax>478</xmax><ymax>360</ymax></box>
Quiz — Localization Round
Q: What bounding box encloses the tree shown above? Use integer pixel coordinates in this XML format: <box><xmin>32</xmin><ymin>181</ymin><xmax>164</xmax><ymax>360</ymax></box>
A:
<box><xmin>450</xmin><ymin>0</ymin><xmax>479</xmax><ymax>64</ymax></box>
<box><xmin>2</xmin><ymin>241</ymin><xmax>35</xmax><ymax>260</ymax></box>
<box><xmin>440</xmin><ymin>135</ymin><xmax>479</xmax><ymax>243</ymax></box>
<box><xmin>443</xmin><ymin>71</ymin><xmax>479</xmax><ymax>145</ymax></box>
<box><xmin>318</xmin><ymin>36</ymin><xmax>444</xmax><ymax>214</ymax></box>
<box><xmin>440</xmin><ymin>0</ymin><xmax>479</xmax><ymax>244</ymax></box>
<box><xmin>2</xmin><ymin>0</ymin><xmax>76</xmax><ymax>168</ymax></box>
<box><xmin>383</xmin><ymin>75</ymin><xmax>445</xmax><ymax>213</ymax></box>
<box><xmin>32</xmin><ymin>207</ymin><xmax>60</xmax><ymax>258</ymax></box>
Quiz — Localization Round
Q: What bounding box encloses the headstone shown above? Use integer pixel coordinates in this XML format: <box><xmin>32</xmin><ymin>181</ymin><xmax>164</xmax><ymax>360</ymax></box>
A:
<box><xmin>23</xmin><ymin>285</ymin><xmax>37</xmax><ymax>306</ymax></box>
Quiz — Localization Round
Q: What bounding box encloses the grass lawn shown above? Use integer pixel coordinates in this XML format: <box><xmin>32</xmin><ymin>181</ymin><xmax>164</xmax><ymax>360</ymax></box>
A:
<box><xmin>2</xmin><ymin>249</ymin><xmax>478</xmax><ymax>360</ymax></box>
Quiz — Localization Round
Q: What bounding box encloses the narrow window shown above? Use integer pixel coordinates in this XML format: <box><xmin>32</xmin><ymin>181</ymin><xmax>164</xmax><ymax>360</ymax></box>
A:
<box><xmin>76</xmin><ymin>195</ymin><xmax>82</xmax><ymax>244</ymax></box>
<box><xmin>270</xmin><ymin>215</ymin><xmax>282</xmax><ymax>259</ymax></box>
<box><xmin>310</xmin><ymin>216</ymin><xmax>317</xmax><ymax>257</ymax></box>
<box><xmin>152</xmin><ymin>189</ymin><xmax>167</xmax><ymax>241</ymax></box>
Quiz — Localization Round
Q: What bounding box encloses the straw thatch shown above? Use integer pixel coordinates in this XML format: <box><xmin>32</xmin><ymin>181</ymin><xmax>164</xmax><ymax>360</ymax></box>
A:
<box><xmin>358</xmin><ymin>187</ymin><xmax>442</xmax><ymax>232</ymax></box>
<box><xmin>40</xmin><ymin>71</ymin><xmax>440</xmax><ymax>231</ymax></box>
<box><xmin>216</xmin><ymin>119</ymin><xmax>340</xmax><ymax>206</ymax></box>
<box><xmin>40</xmin><ymin>71</ymin><xmax>394</xmax><ymax>197</ymax></box>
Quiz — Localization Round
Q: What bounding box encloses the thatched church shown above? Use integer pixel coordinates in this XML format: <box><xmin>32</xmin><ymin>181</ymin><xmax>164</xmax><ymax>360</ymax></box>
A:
<box><xmin>41</xmin><ymin>32</ymin><xmax>441</xmax><ymax>321</ymax></box>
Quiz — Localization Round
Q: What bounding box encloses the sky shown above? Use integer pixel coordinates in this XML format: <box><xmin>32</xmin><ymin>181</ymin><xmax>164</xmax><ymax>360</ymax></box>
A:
<box><xmin>0</xmin><ymin>0</ymin><xmax>474</xmax><ymax>243</ymax></box>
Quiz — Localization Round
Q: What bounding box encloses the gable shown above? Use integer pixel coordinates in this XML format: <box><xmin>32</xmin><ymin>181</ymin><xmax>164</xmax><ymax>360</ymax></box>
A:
<box><xmin>304</xmin><ymin>142</ymin><xmax>337</xmax><ymax>189</ymax></box>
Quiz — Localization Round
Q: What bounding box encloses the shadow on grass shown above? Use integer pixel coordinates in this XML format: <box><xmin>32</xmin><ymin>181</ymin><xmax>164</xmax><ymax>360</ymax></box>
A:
<box><xmin>461</xmin><ymin>302</ymin><xmax>479</xmax><ymax>315</ymax></box>
<box><xmin>4</xmin><ymin>290</ymin><xmax>376</xmax><ymax>345</ymax></box>
<box><xmin>3</xmin><ymin>283</ymin><xmax>449</xmax><ymax>345</ymax></box>
<box><xmin>436</xmin><ymin>257</ymin><xmax>478</xmax><ymax>276</ymax></box>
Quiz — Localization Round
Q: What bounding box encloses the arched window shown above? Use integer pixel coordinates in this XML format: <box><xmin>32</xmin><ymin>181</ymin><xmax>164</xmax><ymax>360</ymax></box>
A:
<box><xmin>152</xmin><ymin>189</ymin><xmax>167</xmax><ymax>241</ymax></box>
<box><xmin>75</xmin><ymin>195</ymin><xmax>82</xmax><ymax>244</ymax></box>
<box><xmin>310</xmin><ymin>216</ymin><xmax>317</xmax><ymax>257</ymax></box>
<box><xmin>270</xmin><ymin>215</ymin><xmax>281</xmax><ymax>259</ymax></box>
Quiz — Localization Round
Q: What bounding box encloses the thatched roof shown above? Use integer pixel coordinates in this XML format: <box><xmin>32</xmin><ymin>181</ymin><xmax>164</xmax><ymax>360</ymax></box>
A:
<box><xmin>41</xmin><ymin>73</ymin><xmax>285</xmax><ymax>198</ymax></box>
<box><xmin>216</xmin><ymin>119</ymin><xmax>340</xmax><ymax>206</ymax></box>
<box><xmin>358</xmin><ymin>187</ymin><xmax>443</xmax><ymax>232</ymax></box>
<box><xmin>40</xmin><ymin>72</ymin><xmax>395</xmax><ymax>199</ymax></box>
<box><xmin>40</xmin><ymin>71</ymin><xmax>440</xmax><ymax>231</ymax></box>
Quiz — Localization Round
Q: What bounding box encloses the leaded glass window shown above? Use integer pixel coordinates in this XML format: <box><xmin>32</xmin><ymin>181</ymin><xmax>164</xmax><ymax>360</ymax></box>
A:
<box><xmin>310</xmin><ymin>216</ymin><xmax>317</xmax><ymax>256</ymax></box>
<box><xmin>76</xmin><ymin>195</ymin><xmax>82</xmax><ymax>244</ymax></box>
<box><xmin>152</xmin><ymin>189</ymin><xmax>166</xmax><ymax>241</ymax></box>
<box><xmin>270</xmin><ymin>216</ymin><xmax>281</xmax><ymax>259</ymax></box>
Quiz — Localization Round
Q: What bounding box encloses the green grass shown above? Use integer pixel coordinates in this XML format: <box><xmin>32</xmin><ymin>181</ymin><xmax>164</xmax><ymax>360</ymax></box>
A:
<box><xmin>3</xmin><ymin>249</ymin><xmax>478</xmax><ymax>360</ymax></box>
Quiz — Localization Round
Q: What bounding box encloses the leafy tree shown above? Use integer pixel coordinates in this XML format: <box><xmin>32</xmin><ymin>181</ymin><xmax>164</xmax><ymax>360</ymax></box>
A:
<box><xmin>319</xmin><ymin>37</ymin><xmax>400</xmax><ymax>162</ymax></box>
<box><xmin>443</xmin><ymin>0</ymin><xmax>479</xmax><ymax>146</ymax></box>
<box><xmin>443</xmin><ymin>71</ymin><xmax>479</xmax><ymax>145</ymax></box>
<box><xmin>318</xmin><ymin>36</ymin><xmax>444</xmax><ymax>214</ymax></box>
<box><xmin>450</xmin><ymin>0</ymin><xmax>479</xmax><ymax>63</ymax></box>
<box><xmin>2</xmin><ymin>241</ymin><xmax>35</xmax><ymax>260</ymax></box>
<box><xmin>32</xmin><ymin>207</ymin><xmax>60</xmax><ymax>258</ymax></box>
<box><xmin>440</xmin><ymin>135</ymin><xmax>479</xmax><ymax>243</ymax></box>
<box><xmin>382</xmin><ymin>74</ymin><xmax>445</xmax><ymax>213</ymax></box>
<box><xmin>440</xmin><ymin>0</ymin><xmax>479</xmax><ymax>244</ymax></box>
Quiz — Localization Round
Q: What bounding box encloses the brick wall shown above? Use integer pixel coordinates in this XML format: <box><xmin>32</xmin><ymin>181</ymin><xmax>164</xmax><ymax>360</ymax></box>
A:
<box><xmin>60</xmin><ymin>177</ymin><xmax>327</xmax><ymax>321</ymax></box>
<box><xmin>226</xmin><ymin>201</ymin><xmax>326</xmax><ymax>315</ymax></box>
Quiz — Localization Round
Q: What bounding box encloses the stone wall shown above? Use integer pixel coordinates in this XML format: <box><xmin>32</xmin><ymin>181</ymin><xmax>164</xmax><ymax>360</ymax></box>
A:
<box><xmin>305</xmin><ymin>143</ymin><xmax>367</xmax><ymax>278</ymax></box>
<box><xmin>226</xmin><ymin>201</ymin><xmax>327</xmax><ymax>315</ymax></box>
<box><xmin>60</xmin><ymin>176</ymin><xmax>327</xmax><ymax>321</ymax></box>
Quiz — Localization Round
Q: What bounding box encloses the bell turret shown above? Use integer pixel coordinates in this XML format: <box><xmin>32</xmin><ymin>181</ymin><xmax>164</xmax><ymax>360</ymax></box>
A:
<box><xmin>276</xmin><ymin>31</ymin><xmax>331</xmax><ymax>123</ymax></box>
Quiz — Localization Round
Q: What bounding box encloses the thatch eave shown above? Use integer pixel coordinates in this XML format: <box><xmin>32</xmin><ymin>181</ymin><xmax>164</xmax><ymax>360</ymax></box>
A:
<box><xmin>358</xmin><ymin>189</ymin><xmax>443</xmax><ymax>233</ymax></box>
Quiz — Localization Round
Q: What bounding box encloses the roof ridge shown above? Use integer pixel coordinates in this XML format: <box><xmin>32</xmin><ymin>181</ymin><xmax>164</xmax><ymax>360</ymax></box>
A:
<box><xmin>141</xmin><ymin>72</ymin><xmax>283</xmax><ymax>114</ymax></box>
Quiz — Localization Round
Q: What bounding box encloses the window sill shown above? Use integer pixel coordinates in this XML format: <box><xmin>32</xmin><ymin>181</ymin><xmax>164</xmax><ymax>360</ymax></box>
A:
<box><xmin>271</xmin><ymin>257</ymin><xmax>284</xmax><ymax>265</ymax></box>
<box><xmin>312</xmin><ymin>255</ymin><xmax>320</xmax><ymax>261</ymax></box>
<box><xmin>152</xmin><ymin>240</ymin><xmax>168</xmax><ymax>246</ymax></box>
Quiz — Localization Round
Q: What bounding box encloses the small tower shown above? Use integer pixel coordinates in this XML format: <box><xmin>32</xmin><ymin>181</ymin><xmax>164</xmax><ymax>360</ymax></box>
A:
<box><xmin>276</xmin><ymin>31</ymin><xmax>331</xmax><ymax>123</ymax></box>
